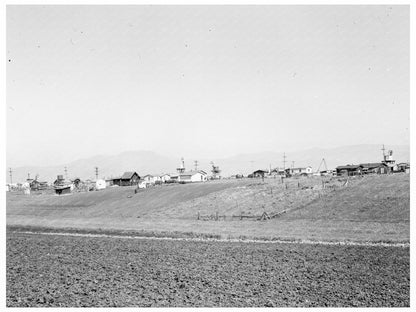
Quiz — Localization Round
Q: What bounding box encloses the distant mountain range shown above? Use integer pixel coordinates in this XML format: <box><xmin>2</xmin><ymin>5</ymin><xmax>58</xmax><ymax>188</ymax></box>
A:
<box><xmin>6</xmin><ymin>144</ymin><xmax>410</xmax><ymax>183</ymax></box>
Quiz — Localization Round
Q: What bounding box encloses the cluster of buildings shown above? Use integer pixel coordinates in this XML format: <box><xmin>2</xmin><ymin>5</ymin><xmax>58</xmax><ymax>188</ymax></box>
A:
<box><xmin>248</xmin><ymin>166</ymin><xmax>315</xmax><ymax>178</ymax></box>
<box><xmin>247</xmin><ymin>148</ymin><xmax>410</xmax><ymax>179</ymax></box>
<box><xmin>335</xmin><ymin>150</ymin><xmax>410</xmax><ymax>176</ymax></box>
<box><xmin>106</xmin><ymin>159</ymin><xmax>210</xmax><ymax>189</ymax></box>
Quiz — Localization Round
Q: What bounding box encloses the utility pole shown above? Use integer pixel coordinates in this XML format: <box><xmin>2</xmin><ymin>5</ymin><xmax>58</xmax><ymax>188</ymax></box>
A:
<box><xmin>283</xmin><ymin>153</ymin><xmax>287</xmax><ymax>170</ymax></box>
<box><xmin>9</xmin><ymin>168</ymin><xmax>12</xmax><ymax>184</ymax></box>
<box><xmin>95</xmin><ymin>167</ymin><xmax>99</xmax><ymax>180</ymax></box>
<box><xmin>64</xmin><ymin>166</ymin><xmax>68</xmax><ymax>180</ymax></box>
<box><xmin>381</xmin><ymin>144</ymin><xmax>386</xmax><ymax>161</ymax></box>
<box><xmin>194</xmin><ymin>160</ymin><xmax>199</xmax><ymax>171</ymax></box>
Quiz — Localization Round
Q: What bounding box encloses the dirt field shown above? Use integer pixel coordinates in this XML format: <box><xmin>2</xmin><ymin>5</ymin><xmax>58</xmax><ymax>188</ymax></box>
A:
<box><xmin>6</xmin><ymin>174</ymin><xmax>410</xmax><ymax>307</ymax></box>
<box><xmin>6</xmin><ymin>232</ymin><xmax>409</xmax><ymax>307</ymax></box>
<box><xmin>6</xmin><ymin>174</ymin><xmax>410</xmax><ymax>243</ymax></box>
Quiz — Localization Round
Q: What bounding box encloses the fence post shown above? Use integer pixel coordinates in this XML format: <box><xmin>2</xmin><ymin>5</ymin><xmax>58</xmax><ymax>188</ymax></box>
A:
<box><xmin>197</xmin><ymin>211</ymin><xmax>200</xmax><ymax>220</ymax></box>
<box><xmin>216</xmin><ymin>211</ymin><xmax>218</xmax><ymax>221</ymax></box>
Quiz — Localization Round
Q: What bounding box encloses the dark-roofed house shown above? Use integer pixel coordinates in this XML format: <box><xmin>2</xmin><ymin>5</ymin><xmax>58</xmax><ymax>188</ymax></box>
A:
<box><xmin>397</xmin><ymin>163</ymin><xmax>410</xmax><ymax>173</ymax></box>
<box><xmin>335</xmin><ymin>165</ymin><xmax>363</xmax><ymax>176</ymax></box>
<box><xmin>250</xmin><ymin>170</ymin><xmax>268</xmax><ymax>178</ymax></box>
<box><xmin>113</xmin><ymin>172</ymin><xmax>141</xmax><ymax>186</ymax></box>
<box><xmin>359</xmin><ymin>163</ymin><xmax>389</xmax><ymax>174</ymax></box>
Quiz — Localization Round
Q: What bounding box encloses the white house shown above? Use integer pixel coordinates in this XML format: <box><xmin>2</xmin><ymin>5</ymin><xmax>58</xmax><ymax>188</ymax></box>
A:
<box><xmin>143</xmin><ymin>174</ymin><xmax>155</xmax><ymax>183</ymax></box>
<box><xmin>160</xmin><ymin>174</ymin><xmax>171</xmax><ymax>182</ymax></box>
<box><xmin>95</xmin><ymin>179</ymin><xmax>106</xmax><ymax>190</ymax></box>
<box><xmin>286</xmin><ymin>166</ymin><xmax>313</xmax><ymax>176</ymax></box>
<box><xmin>178</xmin><ymin>170</ymin><xmax>208</xmax><ymax>182</ymax></box>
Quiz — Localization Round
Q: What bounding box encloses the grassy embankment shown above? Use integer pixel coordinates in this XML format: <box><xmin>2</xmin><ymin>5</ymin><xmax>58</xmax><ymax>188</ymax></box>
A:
<box><xmin>7</xmin><ymin>174</ymin><xmax>410</xmax><ymax>243</ymax></box>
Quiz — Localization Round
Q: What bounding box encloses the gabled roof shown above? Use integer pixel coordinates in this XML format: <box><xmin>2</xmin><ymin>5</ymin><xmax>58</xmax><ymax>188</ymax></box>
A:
<box><xmin>359</xmin><ymin>163</ymin><xmax>386</xmax><ymax>169</ymax></box>
<box><xmin>121</xmin><ymin>172</ymin><xmax>139</xmax><ymax>179</ymax></box>
<box><xmin>253</xmin><ymin>169</ymin><xmax>267</xmax><ymax>173</ymax></box>
<box><xmin>290</xmin><ymin>167</ymin><xmax>311</xmax><ymax>171</ymax></box>
<box><xmin>336</xmin><ymin>165</ymin><xmax>362</xmax><ymax>170</ymax></box>
<box><xmin>180</xmin><ymin>170</ymin><xmax>207</xmax><ymax>177</ymax></box>
<box><xmin>397</xmin><ymin>162</ymin><xmax>410</xmax><ymax>166</ymax></box>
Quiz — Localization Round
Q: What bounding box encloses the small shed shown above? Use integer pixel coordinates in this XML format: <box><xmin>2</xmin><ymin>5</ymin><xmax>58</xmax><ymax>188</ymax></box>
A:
<box><xmin>359</xmin><ymin>163</ymin><xmax>389</xmax><ymax>174</ymax></box>
<box><xmin>336</xmin><ymin>165</ymin><xmax>363</xmax><ymax>176</ymax></box>
<box><xmin>178</xmin><ymin>171</ymin><xmax>208</xmax><ymax>182</ymax></box>
<box><xmin>114</xmin><ymin>172</ymin><xmax>141</xmax><ymax>186</ymax></box>
<box><xmin>251</xmin><ymin>170</ymin><xmax>267</xmax><ymax>178</ymax></box>
<box><xmin>397</xmin><ymin>163</ymin><xmax>410</xmax><ymax>173</ymax></box>
<box><xmin>160</xmin><ymin>174</ymin><xmax>171</xmax><ymax>182</ymax></box>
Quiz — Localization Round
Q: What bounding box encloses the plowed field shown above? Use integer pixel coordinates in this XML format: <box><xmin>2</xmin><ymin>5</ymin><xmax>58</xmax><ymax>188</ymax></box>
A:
<box><xmin>6</xmin><ymin>232</ymin><xmax>409</xmax><ymax>307</ymax></box>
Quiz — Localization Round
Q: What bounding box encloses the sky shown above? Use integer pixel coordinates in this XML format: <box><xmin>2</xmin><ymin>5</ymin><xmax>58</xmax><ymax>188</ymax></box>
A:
<box><xmin>6</xmin><ymin>5</ymin><xmax>410</xmax><ymax>167</ymax></box>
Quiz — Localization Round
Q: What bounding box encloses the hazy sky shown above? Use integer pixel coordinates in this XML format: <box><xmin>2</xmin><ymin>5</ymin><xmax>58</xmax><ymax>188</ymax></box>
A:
<box><xmin>6</xmin><ymin>5</ymin><xmax>409</xmax><ymax>167</ymax></box>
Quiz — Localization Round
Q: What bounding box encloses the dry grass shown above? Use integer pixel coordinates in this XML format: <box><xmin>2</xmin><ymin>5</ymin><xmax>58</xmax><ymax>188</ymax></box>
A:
<box><xmin>6</xmin><ymin>174</ymin><xmax>410</xmax><ymax>243</ymax></box>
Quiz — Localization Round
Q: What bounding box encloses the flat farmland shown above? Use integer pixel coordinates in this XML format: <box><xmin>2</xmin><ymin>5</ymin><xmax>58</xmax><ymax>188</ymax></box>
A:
<box><xmin>6</xmin><ymin>232</ymin><xmax>409</xmax><ymax>307</ymax></box>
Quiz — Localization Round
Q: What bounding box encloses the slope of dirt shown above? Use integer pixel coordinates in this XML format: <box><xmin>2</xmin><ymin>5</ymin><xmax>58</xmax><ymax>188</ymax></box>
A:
<box><xmin>6</xmin><ymin>174</ymin><xmax>410</xmax><ymax>242</ymax></box>
<box><xmin>280</xmin><ymin>174</ymin><xmax>410</xmax><ymax>222</ymax></box>
<box><xmin>6</xmin><ymin>180</ymin><xmax>251</xmax><ymax>218</ymax></box>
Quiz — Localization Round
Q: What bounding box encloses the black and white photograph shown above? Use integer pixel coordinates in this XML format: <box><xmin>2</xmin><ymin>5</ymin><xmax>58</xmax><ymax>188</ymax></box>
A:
<box><xmin>3</xmin><ymin>2</ymin><xmax>413</xmax><ymax>308</ymax></box>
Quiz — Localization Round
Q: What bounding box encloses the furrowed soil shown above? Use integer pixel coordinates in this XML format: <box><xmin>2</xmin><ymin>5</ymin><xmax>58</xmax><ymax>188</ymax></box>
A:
<box><xmin>6</xmin><ymin>232</ymin><xmax>409</xmax><ymax>307</ymax></box>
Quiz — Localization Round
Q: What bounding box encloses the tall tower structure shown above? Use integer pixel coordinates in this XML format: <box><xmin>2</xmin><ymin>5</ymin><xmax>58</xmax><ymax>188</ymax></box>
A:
<box><xmin>381</xmin><ymin>145</ymin><xmax>395</xmax><ymax>172</ymax></box>
<box><xmin>210</xmin><ymin>162</ymin><xmax>221</xmax><ymax>179</ymax></box>
<box><xmin>177</xmin><ymin>157</ymin><xmax>185</xmax><ymax>173</ymax></box>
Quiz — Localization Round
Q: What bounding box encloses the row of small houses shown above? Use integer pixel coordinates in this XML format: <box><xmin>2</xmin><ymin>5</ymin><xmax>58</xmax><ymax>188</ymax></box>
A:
<box><xmin>249</xmin><ymin>162</ymin><xmax>410</xmax><ymax>178</ymax></box>
<box><xmin>249</xmin><ymin>166</ymin><xmax>314</xmax><ymax>178</ymax></box>
<box><xmin>335</xmin><ymin>162</ymin><xmax>410</xmax><ymax>176</ymax></box>
<box><xmin>107</xmin><ymin>170</ymin><xmax>209</xmax><ymax>187</ymax></box>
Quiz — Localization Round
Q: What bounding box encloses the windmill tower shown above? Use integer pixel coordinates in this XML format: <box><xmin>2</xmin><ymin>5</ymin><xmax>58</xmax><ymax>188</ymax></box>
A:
<box><xmin>210</xmin><ymin>161</ymin><xmax>221</xmax><ymax>179</ymax></box>
<box><xmin>177</xmin><ymin>157</ymin><xmax>185</xmax><ymax>174</ymax></box>
<box><xmin>316</xmin><ymin>158</ymin><xmax>328</xmax><ymax>175</ymax></box>
<box><xmin>381</xmin><ymin>145</ymin><xmax>395</xmax><ymax>171</ymax></box>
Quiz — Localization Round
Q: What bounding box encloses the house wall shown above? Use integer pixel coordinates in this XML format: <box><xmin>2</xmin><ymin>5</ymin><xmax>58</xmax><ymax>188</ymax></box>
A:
<box><xmin>161</xmin><ymin>175</ymin><xmax>171</xmax><ymax>182</ymax></box>
<box><xmin>143</xmin><ymin>176</ymin><xmax>153</xmax><ymax>183</ymax></box>
<box><xmin>191</xmin><ymin>173</ymin><xmax>207</xmax><ymax>182</ymax></box>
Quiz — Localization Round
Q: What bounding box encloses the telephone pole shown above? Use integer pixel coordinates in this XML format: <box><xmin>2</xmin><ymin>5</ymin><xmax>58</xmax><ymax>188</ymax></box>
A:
<box><xmin>64</xmin><ymin>166</ymin><xmax>68</xmax><ymax>180</ymax></box>
<box><xmin>95</xmin><ymin>167</ymin><xmax>99</xmax><ymax>180</ymax></box>
<box><xmin>9</xmin><ymin>168</ymin><xmax>12</xmax><ymax>184</ymax></box>
<box><xmin>282</xmin><ymin>153</ymin><xmax>287</xmax><ymax>170</ymax></box>
<box><xmin>194</xmin><ymin>160</ymin><xmax>199</xmax><ymax>171</ymax></box>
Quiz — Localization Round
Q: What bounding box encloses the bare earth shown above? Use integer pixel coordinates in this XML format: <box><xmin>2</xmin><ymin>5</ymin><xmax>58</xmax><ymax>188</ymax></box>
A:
<box><xmin>6</xmin><ymin>173</ymin><xmax>410</xmax><ymax>307</ymax></box>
